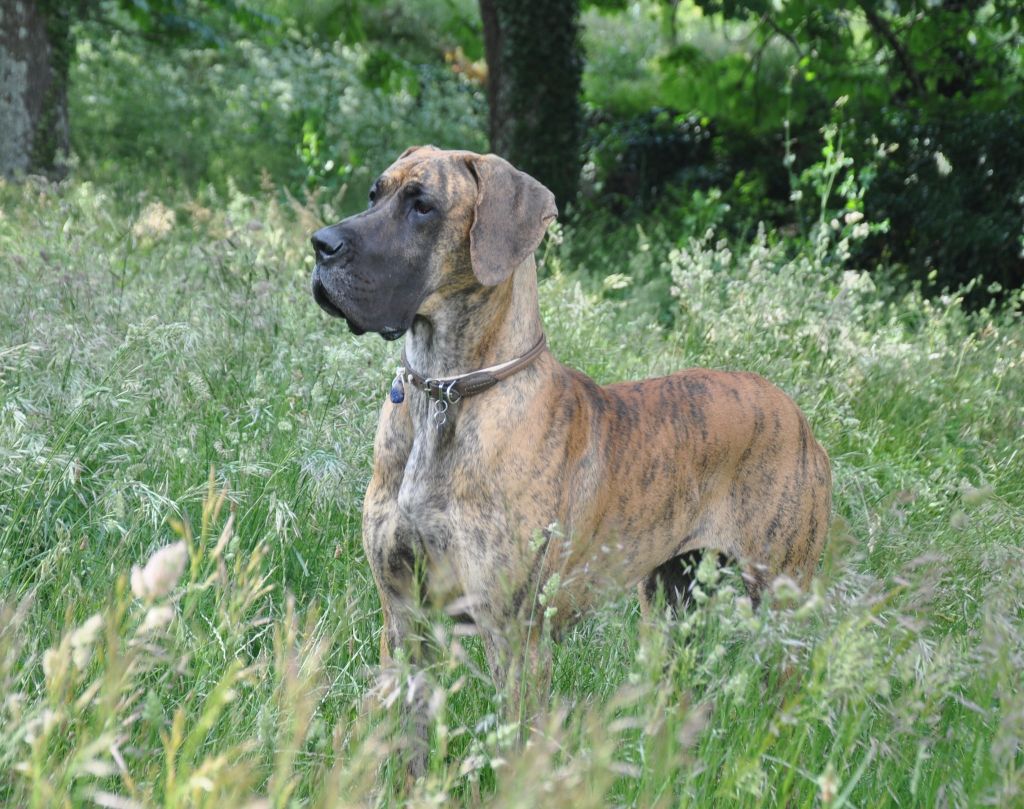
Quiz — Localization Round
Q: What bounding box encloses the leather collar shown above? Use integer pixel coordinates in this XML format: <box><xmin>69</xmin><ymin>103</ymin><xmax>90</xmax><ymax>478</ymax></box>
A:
<box><xmin>399</xmin><ymin>333</ymin><xmax>547</xmax><ymax>403</ymax></box>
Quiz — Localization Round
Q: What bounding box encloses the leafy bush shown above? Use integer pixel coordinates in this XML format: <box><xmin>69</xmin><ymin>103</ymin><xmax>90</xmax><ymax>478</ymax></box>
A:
<box><xmin>71</xmin><ymin>25</ymin><xmax>486</xmax><ymax>203</ymax></box>
<box><xmin>583</xmin><ymin>107</ymin><xmax>719</xmax><ymax>205</ymax></box>
<box><xmin>253</xmin><ymin>0</ymin><xmax>482</xmax><ymax>61</ymax></box>
<box><xmin>857</xmin><ymin>107</ymin><xmax>1024</xmax><ymax>297</ymax></box>
<box><xmin>580</xmin><ymin>1</ymin><xmax>1024</xmax><ymax>296</ymax></box>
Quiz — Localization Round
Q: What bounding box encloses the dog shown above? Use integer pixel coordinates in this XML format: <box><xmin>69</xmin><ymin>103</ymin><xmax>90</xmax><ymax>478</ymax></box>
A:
<box><xmin>311</xmin><ymin>146</ymin><xmax>831</xmax><ymax>774</ymax></box>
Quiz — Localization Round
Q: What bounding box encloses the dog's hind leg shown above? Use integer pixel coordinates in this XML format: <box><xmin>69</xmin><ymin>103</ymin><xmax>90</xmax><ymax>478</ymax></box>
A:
<box><xmin>638</xmin><ymin>549</ymin><xmax>732</xmax><ymax>618</ymax></box>
<box><xmin>740</xmin><ymin>562</ymin><xmax>769</xmax><ymax>610</ymax></box>
<box><xmin>638</xmin><ymin>550</ymin><xmax>701</xmax><ymax>618</ymax></box>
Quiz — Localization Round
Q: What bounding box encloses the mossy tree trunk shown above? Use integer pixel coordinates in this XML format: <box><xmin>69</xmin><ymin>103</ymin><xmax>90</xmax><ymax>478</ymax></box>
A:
<box><xmin>0</xmin><ymin>0</ymin><xmax>72</xmax><ymax>179</ymax></box>
<box><xmin>479</xmin><ymin>0</ymin><xmax>583</xmax><ymax>209</ymax></box>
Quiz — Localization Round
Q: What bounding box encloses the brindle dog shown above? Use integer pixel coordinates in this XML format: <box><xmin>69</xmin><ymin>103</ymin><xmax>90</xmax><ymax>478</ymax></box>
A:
<box><xmin>311</xmin><ymin>146</ymin><xmax>831</xmax><ymax>774</ymax></box>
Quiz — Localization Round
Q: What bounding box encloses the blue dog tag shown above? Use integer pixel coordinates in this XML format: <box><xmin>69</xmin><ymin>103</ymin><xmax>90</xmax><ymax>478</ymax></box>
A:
<box><xmin>390</xmin><ymin>377</ymin><xmax>405</xmax><ymax>404</ymax></box>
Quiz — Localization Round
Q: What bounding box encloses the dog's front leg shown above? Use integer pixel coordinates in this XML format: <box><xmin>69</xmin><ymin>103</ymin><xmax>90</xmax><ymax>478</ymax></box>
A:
<box><xmin>364</xmin><ymin>512</ymin><xmax>433</xmax><ymax>781</ymax></box>
<box><xmin>481</xmin><ymin>615</ymin><xmax>554</xmax><ymax>744</ymax></box>
<box><xmin>509</xmin><ymin>630</ymin><xmax>554</xmax><ymax>741</ymax></box>
<box><xmin>377</xmin><ymin>586</ymin><xmax>432</xmax><ymax>781</ymax></box>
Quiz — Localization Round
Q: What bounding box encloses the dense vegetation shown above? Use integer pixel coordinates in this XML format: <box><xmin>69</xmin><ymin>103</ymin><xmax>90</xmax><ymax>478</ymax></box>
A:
<box><xmin>1</xmin><ymin>1</ymin><xmax>1022</xmax><ymax>806</ymax></box>
<box><xmin>55</xmin><ymin>0</ymin><xmax>1024</xmax><ymax>297</ymax></box>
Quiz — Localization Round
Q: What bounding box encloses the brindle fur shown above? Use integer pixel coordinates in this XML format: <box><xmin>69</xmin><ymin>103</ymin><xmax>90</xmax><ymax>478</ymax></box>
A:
<box><xmin>311</xmin><ymin>146</ymin><xmax>832</xmax><ymax>775</ymax></box>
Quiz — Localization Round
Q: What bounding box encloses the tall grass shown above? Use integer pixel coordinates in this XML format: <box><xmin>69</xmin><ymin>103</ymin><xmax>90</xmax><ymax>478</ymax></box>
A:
<box><xmin>1</xmin><ymin>165</ymin><xmax>1022</xmax><ymax>807</ymax></box>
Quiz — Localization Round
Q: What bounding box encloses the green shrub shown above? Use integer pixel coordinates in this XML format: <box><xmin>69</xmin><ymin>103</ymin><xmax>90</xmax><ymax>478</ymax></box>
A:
<box><xmin>857</xmin><ymin>107</ymin><xmax>1024</xmax><ymax>297</ymax></box>
<box><xmin>71</xmin><ymin>25</ymin><xmax>487</xmax><ymax>203</ymax></box>
<box><xmin>580</xmin><ymin>1</ymin><xmax>1024</xmax><ymax>297</ymax></box>
<box><xmin>583</xmin><ymin>107</ymin><xmax>719</xmax><ymax>205</ymax></box>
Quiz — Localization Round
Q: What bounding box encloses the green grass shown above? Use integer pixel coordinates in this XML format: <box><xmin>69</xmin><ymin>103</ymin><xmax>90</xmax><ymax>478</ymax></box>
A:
<box><xmin>1</xmin><ymin>167</ymin><xmax>1022</xmax><ymax>807</ymax></box>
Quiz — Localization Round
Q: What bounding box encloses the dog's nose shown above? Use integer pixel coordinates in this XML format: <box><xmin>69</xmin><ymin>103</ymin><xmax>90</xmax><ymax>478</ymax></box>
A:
<box><xmin>311</xmin><ymin>226</ymin><xmax>347</xmax><ymax>260</ymax></box>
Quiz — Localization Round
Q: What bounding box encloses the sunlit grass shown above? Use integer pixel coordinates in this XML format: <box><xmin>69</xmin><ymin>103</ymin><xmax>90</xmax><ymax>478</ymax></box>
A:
<box><xmin>0</xmin><ymin>173</ymin><xmax>1022</xmax><ymax>807</ymax></box>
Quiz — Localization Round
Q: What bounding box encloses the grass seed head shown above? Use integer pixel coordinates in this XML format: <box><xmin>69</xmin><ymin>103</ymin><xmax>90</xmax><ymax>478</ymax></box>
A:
<box><xmin>130</xmin><ymin>541</ymin><xmax>189</xmax><ymax>601</ymax></box>
<box><xmin>138</xmin><ymin>604</ymin><xmax>175</xmax><ymax>635</ymax></box>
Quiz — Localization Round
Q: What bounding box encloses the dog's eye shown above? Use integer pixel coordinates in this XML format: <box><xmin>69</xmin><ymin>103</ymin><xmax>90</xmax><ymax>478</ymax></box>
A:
<box><xmin>412</xmin><ymin>199</ymin><xmax>433</xmax><ymax>216</ymax></box>
<box><xmin>368</xmin><ymin>189</ymin><xmax>377</xmax><ymax>207</ymax></box>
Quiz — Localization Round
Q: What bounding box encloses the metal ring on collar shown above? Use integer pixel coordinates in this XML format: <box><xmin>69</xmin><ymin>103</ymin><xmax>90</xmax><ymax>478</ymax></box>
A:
<box><xmin>444</xmin><ymin>380</ymin><xmax>462</xmax><ymax>404</ymax></box>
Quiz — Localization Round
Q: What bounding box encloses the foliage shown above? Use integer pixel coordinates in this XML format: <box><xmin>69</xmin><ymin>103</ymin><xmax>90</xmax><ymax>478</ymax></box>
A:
<box><xmin>70</xmin><ymin>25</ymin><xmax>486</xmax><ymax>203</ymax></box>
<box><xmin>96</xmin><ymin>0</ymin><xmax>276</xmax><ymax>46</ymax></box>
<box><xmin>583</xmin><ymin>107</ymin><xmax>719</xmax><ymax>206</ymax></box>
<box><xmin>1</xmin><ymin>152</ymin><xmax>1022</xmax><ymax>803</ymax></box>
<box><xmin>251</xmin><ymin>0</ymin><xmax>483</xmax><ymax>61</ymax></box>
<box><xmin>581</xmin><ymin>0</ymin><xmax>1024</xmax><ymax>295</ymax></box>
<box><xmin>857</xmin><ymin>106</ymin><xmax>1024</xmax><ymax>297</ymax></box>
<box><xmin>676</xmin><ymin>0</ymin><xmax>1024</xmax><ymax>120</ymax></box>
<box><xmin>696</xmin><ymin>0</ymin><xmax>1024</xmax><ymax>295</ymax></box>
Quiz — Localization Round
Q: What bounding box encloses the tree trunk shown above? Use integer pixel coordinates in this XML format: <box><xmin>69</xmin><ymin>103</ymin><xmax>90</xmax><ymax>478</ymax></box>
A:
<box><xmin>478</xmin><ymin>0</ymin><xmax>583</xmax><ymax>209</ymax></box>
<box><xmin>0</xmin><ymin>0</ymin><xmax>71</xmax><ymax>179</ymax></box>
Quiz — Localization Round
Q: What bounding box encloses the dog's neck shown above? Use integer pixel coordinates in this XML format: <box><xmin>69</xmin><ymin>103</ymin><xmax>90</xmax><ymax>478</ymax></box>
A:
<box><xmin>403</xmin><ymin>258</ymin><xmax>544</xmax><ymax>380</ymax></box>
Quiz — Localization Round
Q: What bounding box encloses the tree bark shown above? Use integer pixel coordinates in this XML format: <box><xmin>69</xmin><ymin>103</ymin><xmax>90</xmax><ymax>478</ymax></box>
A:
<box><xmin>478</xmin><ymin>0</ymin><xmax>583</xmax><ymax>209</ymax></box>
<box><xmin>0</xmin><ymin>0</ymin><xmax>71</xmax><ymax>178</ymax></box>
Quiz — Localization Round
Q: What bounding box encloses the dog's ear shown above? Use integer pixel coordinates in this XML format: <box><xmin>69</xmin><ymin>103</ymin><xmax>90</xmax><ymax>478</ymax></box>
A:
<box><xmin>467</xmin><ymin>154</ymin><xmax>557</xmax><ymax>286</ymax></box>
<box><xmin>398</xmin><ymin>144</ymin><xmax>438</xmax><ymax>160</ymax></box>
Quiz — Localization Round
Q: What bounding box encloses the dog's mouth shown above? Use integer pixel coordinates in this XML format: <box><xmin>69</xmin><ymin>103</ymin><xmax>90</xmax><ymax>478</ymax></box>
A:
<box><xmin>311</xmin><ymin>275</ymin><xmax>345</xmax><ymax>318</ymax></box>
<box><xmin>311</xmin><ymin>272</ymin><xmax>407</xmax><ymax>341</ymax></box>
<box><xmin>312</xmin><ymin>274</ymin><xmax>365</xmax><ymax>334</ymax></box>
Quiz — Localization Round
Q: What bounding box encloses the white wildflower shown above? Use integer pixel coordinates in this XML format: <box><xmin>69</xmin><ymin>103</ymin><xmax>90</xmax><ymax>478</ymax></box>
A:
<box><xmin>771</xmin><ymin>574</ymin><xmax>802</xmax><ymax>606</ymax></box>
<box><xmin>603</xmin><ymin>273</ymin><xmax>632</xmax><ymax>291</ymax></box>
<box><xmin>696</xmin><ymin>552</ymin><xmax>721</xmax><ymax>586</ymax></box>
<box><xmin>4</xmin><ymin>692</ymin><xmax>26</xmax><ymax>720</ymax></box>
<box><xmin>24</xmin><ymin>709</ymin><xmax>61</xmax><ymax>745</ymax></box>
<box><xmin>538</xmin><ymin>573</ymin><xmax>561</xmax><ymax>606</ymax></box>
<box><xmin>934</xmin><ymin>151</ymin><xmax>952</xmax><ymax>176</ymax></box>
<box><xmin>724</xmin><ymin>671</ymin><xmax>750</xmax><ymax>701</ymax></box>
<box><xmin>843</xmin><ymin>210</ymin><xmax>864</xmax><ymax>225</ymax></box>
<box><xmin>70</xmin><ymin>613</ymin><xmax>103</xmax><ymax>648</ymax></box>
<box><xmin>131</xmin><ymin>201</ymin><xmax>175</xmax><ymax>240</ymax></box>
<box><xmin>961</xmin><ymin>482</ymin><xmax>994</xmax><ymax>505</ymax></box>
<box><xmin>130</xmin><ymin>541</ymin><xmax>189</xmax><ymax>600</ymax></box>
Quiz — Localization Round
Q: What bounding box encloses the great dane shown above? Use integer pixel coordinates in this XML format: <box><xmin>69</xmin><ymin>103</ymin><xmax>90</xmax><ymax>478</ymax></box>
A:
<box><xmin>311</xmin><ymin>146</ymin><xmax>831</xmax><ymax>775</ymax></box>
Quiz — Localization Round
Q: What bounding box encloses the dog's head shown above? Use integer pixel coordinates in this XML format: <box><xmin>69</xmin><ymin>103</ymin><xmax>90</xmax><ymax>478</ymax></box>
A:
<box><xmin>310</xmin><ymin>146</ymin><xmax>557</xmax><ymax>339</ymax></box>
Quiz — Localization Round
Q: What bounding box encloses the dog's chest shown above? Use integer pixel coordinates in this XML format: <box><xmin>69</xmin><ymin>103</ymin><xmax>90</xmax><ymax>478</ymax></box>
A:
<box><xmin>394</xmin><ymin>429</ymin><xmax>459</xmax><ymax>552</ymax></box>
<box><xmin>391</xmin><ymin>418</ymin><xmax>507</xmax><ymax>558</ymax></box>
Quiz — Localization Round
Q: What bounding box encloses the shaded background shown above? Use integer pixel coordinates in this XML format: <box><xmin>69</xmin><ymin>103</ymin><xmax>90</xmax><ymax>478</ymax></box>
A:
<box><xmin>2</xmin><ymin>0</ymin><xmax>1022</xmax><ymax>300</ymax></box>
